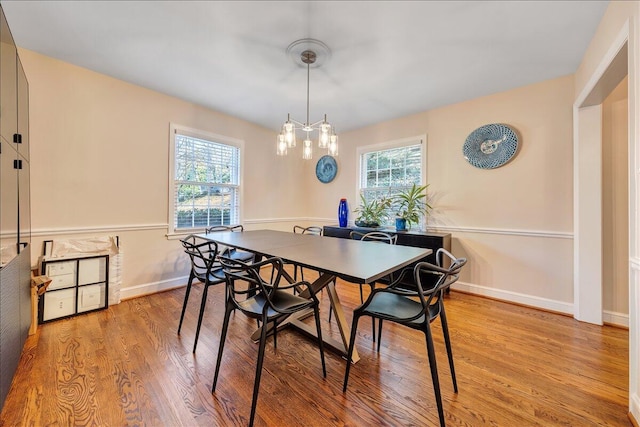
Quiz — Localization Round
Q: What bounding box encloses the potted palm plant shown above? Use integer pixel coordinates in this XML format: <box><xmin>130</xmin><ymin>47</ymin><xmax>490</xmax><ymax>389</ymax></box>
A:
<box><xmin>354</xmin><ymin>193</ymin><xmax>392</xmax><ymax>228</ymax></box>
<box><xmin>393</xmin><ymin>183</ymin><xmax>431</xmax><ymax>231</ymax></box>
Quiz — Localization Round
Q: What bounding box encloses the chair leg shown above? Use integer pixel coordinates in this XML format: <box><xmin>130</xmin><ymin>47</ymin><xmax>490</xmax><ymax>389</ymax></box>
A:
<box><xmin>313</xmin><ymin>305</ymin><xmax>327</xmax><ymax>377</ymax></box>
<box><xmin>272</xmin><ymin>318</ymin><xmax>278</xmax><ymax>350</ymax></box>
<box><xmin>342</xmin><ymin>313</ymin><xmax>361</xmax><ymax>392</ymax></box>
<box><xmin>177</xmin><ymin>274</ymin><xmax>195</xmax><ymax>335</ymax></box>
<box><xmin>369</xmin><ymin>283</ymin><xmax>376</xmax><ymax>343</ymax></box>
<box><xmin>212</xmin><ymin>303</ymin><xmax>233</xmax><ymax>392</ymax></box>
<box><xmin>249</xmin><ymin>313</ymin><xmax>270</xmax><ymax>427</ymax></box>
<box><xmin>356</xmin><ymin>283</ymin><xmax>376</xmax><ymax>342</ymax></box>
<box><xmin>192</xmin><ymin>283</ymin><xmax>210</xmax><ymax>353</ymax></box>
<box><xmin>424</xmin><ymin>323</ymin><xmax>446</xmax><ymax>427</ymax></box>
<box><xmin>376</xmin><ymin>278</ymin><xmax>393</xmax><ymax>349</ymax></box>
<box><xmin>440</xmin><ymin>307</ymin><xmax>458</xmax><ymax>392</ymax></box>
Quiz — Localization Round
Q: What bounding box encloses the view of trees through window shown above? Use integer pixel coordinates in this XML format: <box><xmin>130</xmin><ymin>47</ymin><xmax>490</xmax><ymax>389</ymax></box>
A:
<box><xmin>360</xmin><ymin>143</ymin><xmax>422</xmax><ymax>225</ymax></box>
<box><xmin>173</xmin><ymin>134</ymin><xmax>239</xmax><ymax>230</ymax></box>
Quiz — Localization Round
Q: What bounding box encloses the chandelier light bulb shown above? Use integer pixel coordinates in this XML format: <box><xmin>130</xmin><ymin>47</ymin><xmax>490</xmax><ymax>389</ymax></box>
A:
<box><xmin>276</xmin><ymin>134</ymin><xmax>287</xmax><ymax>156</ymax></box>
<box><xmin>302</xmin><ymin>138</ymin><xmax>313</xmax><ymax>160</ymax></box>
<box><xmin>328</xmin><ymin>133</ymin><xmax>338</xmax><ymax>156</ymax></box>
<box><xmin>319</xmin><ymin>132</ymin><xmax>329</xmax><ymax>148</ymax></box>
<box><xmin>319</xmin><ymin>122</ymin><xmax>331</xmax><ymax>148</ymax></box>
<box><xmin>284</xmin><ymin>122</ymin><xmax>294</xmax><ymax>133</ymax></box>
<box><xmin>284</xmin><ymin>124</ymin><xmax>296</xmax><ymax>147</ymax></box>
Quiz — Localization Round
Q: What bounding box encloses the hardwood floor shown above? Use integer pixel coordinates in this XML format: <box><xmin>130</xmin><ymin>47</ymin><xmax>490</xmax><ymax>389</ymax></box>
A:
<box><xmin>0</xmin><ymin>272</ymin><xmax>630</xmax><ymax>426</ymax></box>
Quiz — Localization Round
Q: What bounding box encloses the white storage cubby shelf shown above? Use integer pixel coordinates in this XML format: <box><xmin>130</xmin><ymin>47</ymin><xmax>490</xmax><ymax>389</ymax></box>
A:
<box><xmin>38</xmin><ymin>254</ymin><xmax>109</xmax><ymax>323</ymax></box>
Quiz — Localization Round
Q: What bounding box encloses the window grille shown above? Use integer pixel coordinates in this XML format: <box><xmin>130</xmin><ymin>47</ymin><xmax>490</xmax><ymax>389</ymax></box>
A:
<box><xmin>169</xmin><ymin>127</ymin><xmax>240</xmax><ymax>234</ymax></box>
<box><xmin>358</xmin><ymin>139</ymin><xmax>424</xmax><ymax>226</ymax></box>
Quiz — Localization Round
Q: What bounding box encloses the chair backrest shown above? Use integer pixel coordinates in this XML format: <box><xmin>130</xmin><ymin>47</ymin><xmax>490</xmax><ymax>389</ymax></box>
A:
<box><xmin>205</xmin><ymin>225</ymin><xmax>246</xmax><ymax>257</ymax></box>
<box><xmin>218</xmin><ymin>256</ymin><xmax>285</xmax><ymax>309</ymax></box>
<box><xmin>206</xmin><ymin>224</ymin><xmax>244</xmax><ymax>233</ymax></box>
<box><xmin>414</xmin><ymin>252</ymin><xmax>467</xmax><ymax>317</ymax></box>
<box><xmin>350</xmin><ymin>230</ymin><xmax>398</xmax><ymax>245</ymax></box>
<box><xmin>181</xmin><ymin>235</ymin><xmax>220</xmax><ymax>281</ymax></box>
<box><xmin>293</xmin><ymin>225</ymin><xmax>323</xmax><ymax>236</ymax></box>
<box><xmin>435</xmin><ymin>247</ymin><xmax>457</xmax><ymax>269</ymax></box>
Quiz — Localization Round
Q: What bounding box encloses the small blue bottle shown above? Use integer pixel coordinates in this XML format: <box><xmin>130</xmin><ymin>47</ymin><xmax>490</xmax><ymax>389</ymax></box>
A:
<box><xmin>338</xmin><ymin>198</ymin><xmax>348</xmax><ymax>227</ymax></box>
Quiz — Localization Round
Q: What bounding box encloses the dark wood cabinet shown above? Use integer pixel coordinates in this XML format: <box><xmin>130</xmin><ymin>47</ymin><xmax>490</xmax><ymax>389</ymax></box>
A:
<box><xmin>322</xmin><ymin>225</ymin><xmax>451</xmax><ymax>290</ymax></box>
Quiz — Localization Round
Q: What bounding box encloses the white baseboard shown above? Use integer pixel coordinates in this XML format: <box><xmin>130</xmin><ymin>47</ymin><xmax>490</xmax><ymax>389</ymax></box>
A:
<box><xmin>120</xmin><ymin>276</ymin><xmax>187</xmax><ymax>300</ymax></box>
<box><xmin>453</xmin><ymin>282</ymin><xmax>630</xmax><ymax>327</ymax></box>
<box><xmin>123</xmin><ymin>276</ymin><xmax>573</xmax><ymax>316</ymax></box>
<box><xmin>603</xmin><ymin>310</ymin><xmax>630</xmax><ymax>328</ymax></box>
<box><xmin>631</xmin><ymin>393</ymin><xmax>640</xmax><ymax>426</ymax></box>
<box><xmin>452</xmin><ymin>281</ymin><xmax>574</xmax><ymax>315</ymax></box>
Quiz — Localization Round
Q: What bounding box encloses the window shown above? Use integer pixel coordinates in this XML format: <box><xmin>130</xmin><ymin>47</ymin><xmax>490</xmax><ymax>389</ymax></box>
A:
<box><xmin>358</xmin><ymin>136</ymin><xmax>425</xmax><ymax>225</ymax></box>
<box><xmin>169</xmin><ymin>125</ymin><xmax>242</xmax><ymax>235</ymax></box>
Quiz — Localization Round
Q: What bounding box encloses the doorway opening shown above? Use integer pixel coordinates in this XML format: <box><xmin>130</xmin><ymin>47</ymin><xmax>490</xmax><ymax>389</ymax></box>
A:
<box><xmin>574</xmin><ymin>40</ymin><xmax>628</xmax><ymax>326</ymax></box>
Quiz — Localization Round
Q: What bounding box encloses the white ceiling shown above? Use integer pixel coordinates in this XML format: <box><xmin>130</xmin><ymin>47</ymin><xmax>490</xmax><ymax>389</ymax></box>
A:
<box><xmin>2</xmin><ymin>1</ymin><xmax>609</xmax><ymax>133</ymax></box>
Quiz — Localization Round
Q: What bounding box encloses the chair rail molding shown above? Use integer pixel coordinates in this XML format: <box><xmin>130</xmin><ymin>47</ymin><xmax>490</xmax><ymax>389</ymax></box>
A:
<box><xmin>428</xmin><ymin>225</ymin><xmax>572</xmax><ymax>239</ymax></box>
<box><xmin>32</xmin><ymin>223</ymin><xmax>168</xmax><ymax>237</ymax></box>
<box><xmin>38</xmin><ymin>219</ymin><xmax>573</xmax><ymax>241</ymax></box>
<box><xmin>310</xmin><ymin>218</ymin><xmax>573</xmax><ymax>240</ymax></box>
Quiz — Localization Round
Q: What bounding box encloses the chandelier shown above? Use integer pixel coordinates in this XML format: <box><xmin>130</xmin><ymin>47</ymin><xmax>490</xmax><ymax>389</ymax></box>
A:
<box><xmin>276</xmin><ymin>39</ymin><xmax>338</xmax><ymax>159</ymax></box>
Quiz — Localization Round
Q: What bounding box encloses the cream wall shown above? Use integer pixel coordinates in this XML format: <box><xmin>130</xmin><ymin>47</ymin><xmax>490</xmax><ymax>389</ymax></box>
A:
<box><xmin>309</xmin><ymin>75</ymin><xmax>575</xmax><ymax>312</ymax></box>
<box><xmin>602</xmin><ymin>76</ymin><xmax>629</xmax><ymax>317</ymax></box>
<box><xmin>19</xmin><ymin>48</ymin><xmax>310</xmax><ymax>296</ymax></box>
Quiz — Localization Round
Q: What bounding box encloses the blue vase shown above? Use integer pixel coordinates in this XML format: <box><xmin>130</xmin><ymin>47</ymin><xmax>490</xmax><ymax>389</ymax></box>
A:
<box><xmin>338</xmin><ymin>198</ymin><xmax>348</xmax><ymax>227</ymax></box>
<box><xmin>395</xmin><ymin>218</ymin><xmax>407</xmax><ymax>231</ymax></box>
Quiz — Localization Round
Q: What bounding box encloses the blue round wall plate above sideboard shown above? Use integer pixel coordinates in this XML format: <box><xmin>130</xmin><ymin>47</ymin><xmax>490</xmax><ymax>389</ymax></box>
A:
<box><xmin>316</xmin><ymin>155</ymin><xmax>337</xmax><ymax>183</ymax></box>
<box><xmin>463</xmin><ymin>123</ymin><xmax>519</xmax><ymax>169</ymax></box>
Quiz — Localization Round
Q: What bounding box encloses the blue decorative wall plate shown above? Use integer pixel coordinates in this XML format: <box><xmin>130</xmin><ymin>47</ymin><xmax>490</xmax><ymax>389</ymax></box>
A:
<box><xmin>316</xmin><ymin>155</ymin><xmax>337</xmax><ymax>183</ymax></box>
<box><xmin>463</xmin><ymin>123</ymin><xmax>519</xmax><ymax>169</ymax></box>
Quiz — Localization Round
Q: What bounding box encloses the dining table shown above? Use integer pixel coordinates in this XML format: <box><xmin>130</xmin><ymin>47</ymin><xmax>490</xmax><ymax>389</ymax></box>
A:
<box><xmin>196</xmin><ymin>229</ymin><xmax>431</xmax><ymax>363</ymax></box>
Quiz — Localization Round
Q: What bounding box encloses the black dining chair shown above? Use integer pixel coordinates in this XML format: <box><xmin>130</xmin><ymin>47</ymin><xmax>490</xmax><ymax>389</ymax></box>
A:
<box><xmin>212</xmin><ymin>256</ymin><xmax>327</xmax><ymax>427</ymax></box>
<box><xmin>177</xmin><ymin>234</ymin><xmax>225</xmax><ymax>353</ymax></box>
<box><xmin>350</xmin><ymin>230</ymin><xmax>398</xmax><ymax>302</ymax></box>
<box><xmin>376</xmin><ymin>246</ymin><xmax>456</xmax><ymax>349</ymax></box>
<box><xmin>274</xmin><ymin>225</ymin><xmax>324</xmax><ymax>285</ymax></box>
<box><xmin>292</xmin><ymin>225</ymin><xmax>323</xmax><ymax>281</ymax></box>
<box><xmin>342</xmin><ymin>248</ymin><xmax>467</xmax><ymax>427</ymax></box>
<box><xmin>342</xmin><ymin>231</ymin><xmax>398</xmax><ymax>339</ymax></box>
<box><xmin>206</xmin><ymin>224</ymin><xmax>255</xmax><ymax>263</ymax></box>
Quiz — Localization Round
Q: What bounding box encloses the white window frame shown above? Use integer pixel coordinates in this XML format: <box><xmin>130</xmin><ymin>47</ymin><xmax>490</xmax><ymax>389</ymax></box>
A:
<box><xmin>168</xmin><ymin>123</ymin><xmax>244</xmax><ymax>237</ymax></box>
<box><xmin>356</xmin><ymin>135</ymin><xmax>427</xmax><ymax>227</ymax></box>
